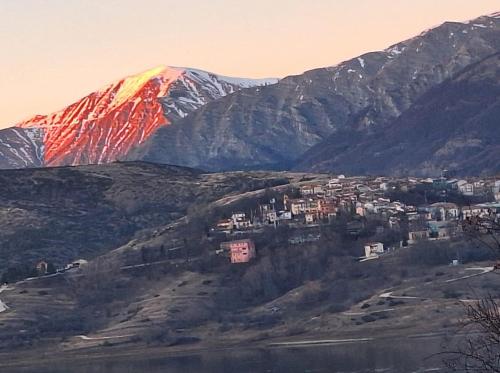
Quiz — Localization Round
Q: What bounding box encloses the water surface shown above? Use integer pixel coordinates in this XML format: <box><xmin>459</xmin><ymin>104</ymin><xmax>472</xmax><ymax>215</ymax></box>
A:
<box><xmin>5</xmin><ymin>337</ymin><xmax>448</xmax><ymax>373</ymax></box>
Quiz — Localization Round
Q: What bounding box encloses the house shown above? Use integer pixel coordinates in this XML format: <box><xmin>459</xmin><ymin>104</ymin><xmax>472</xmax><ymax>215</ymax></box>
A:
<box><xmin>36</xmin><ymin>261</ymin><xmax>48</xmax><ymax>275</ymax></box>
<box><xmin>277</xmin><ymin>211</ymin><xmax>292</xmax><ymax>221</ymax></box>
<box><xmin>428</xmin><ymin>221</ymin><xmax>458</xmax><ymax>240</ymax></box>
<box><xmin>305</xmin><ymin>213</ymin><xmax>316</xmax><ymax>224</ymax></box>
<box><xmin>287</xmin><ymin>198</ymin><xmax>320</xmax><ymax>217</ymax></box>
<box><xmin>457</xmin><ymin>180</ymin><xmax>474</xmax><ymax>196</ymax></box>
<box><xmin>265</xmin><ymin>210</ymin><xmax>278</xmax><ymax>224</ymax></box>
<box><xmin>287</xmin><ymin>198</ymin><xmax>306</xmax><ymax>215</ymax></box>
<box><xmin>216</xmin><ymin>219</ymin><xmax>234</xmax><ymax>232</ymax></box>
<box><xmin>364</xmin><ymin>242</ymin><xmax>384</xmax><ymax>258</ymax></box>
<box><xmin>231</xmin><ymin>212</ymin><xmax>252</xmax><ymax>230</ymax></box>
<box><xmin>408</xmin><ymin>222</ymin><xmax>430</xmax><ymax>244</ymax></box>
<box><xmin>231</xmin><ymin>212</ymin><xmax>246</xmax><ymax>223</ymax></box>
<box><xmin>318</xmin><ymin>198</ymin><xmax>337</xmax><ymax>218</ymax></box>
<box><xmin>355</xmin><ymin>205</ymin><xmax>366</xmax><ymax>217</ymax></box>
<box><xmin>220</xmin><ymin>239</ymin><xmax>256</xmax><ymax>264</ymax></box>
<box><xmin>429</xmin><ymin>202</ymin><xmax>459</xmax><ymax>221</ymax></box>
<box><xmin>461</xmin><ymin>205</ymin><xmax>488</xmax><ymax>219</ymax></box>
<box><xmin>300</xmin><ymin>184</ymin><xmax>324</xmax><ymax>196</ymax></box>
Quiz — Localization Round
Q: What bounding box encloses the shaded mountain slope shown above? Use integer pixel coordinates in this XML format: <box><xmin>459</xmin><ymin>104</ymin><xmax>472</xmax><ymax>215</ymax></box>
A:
<box><xmin>296</xmin><ymin>52</ymin><xmax>500</xmax><ymax>177</ymax></box>
<box><xmin>131</xmin><ymin>13</ymin><xmax>500</xmax><ymax>171</ymax></box>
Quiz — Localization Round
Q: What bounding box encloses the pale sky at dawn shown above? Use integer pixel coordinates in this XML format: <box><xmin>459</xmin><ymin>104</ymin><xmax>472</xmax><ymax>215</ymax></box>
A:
<box><xmin>0</xmin><ymin>0</ymin><xmax>498</xmax><ymax>127</ymax></box>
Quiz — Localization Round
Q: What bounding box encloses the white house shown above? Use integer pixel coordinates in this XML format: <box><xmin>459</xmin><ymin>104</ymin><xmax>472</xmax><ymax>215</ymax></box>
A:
<box><xmin>364</xmin><ymin>242</ymin><xmax>384</xmax><ymax>258</ymax></box>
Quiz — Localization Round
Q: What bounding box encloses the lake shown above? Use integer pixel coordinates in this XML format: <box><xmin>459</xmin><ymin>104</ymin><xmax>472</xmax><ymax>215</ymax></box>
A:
<box><xmin>4</xmin><ymin>337</ymin><xmax>449</xmax><ymax>373</ymax></box>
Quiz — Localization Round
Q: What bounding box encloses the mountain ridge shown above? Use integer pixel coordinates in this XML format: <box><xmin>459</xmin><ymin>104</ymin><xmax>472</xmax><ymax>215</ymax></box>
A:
<box><xmin>296</xmin><ymin>52</ymin><xmax>500</xmax><ymax>176</ymax></box>
<box><xmin>0</xmin><ymin>67</ymin><xmax>277</xmax><ymax>169</ymax></box>
<box><xmin>130</xmin><ymin>12</ymin><xmax>500</xmax><ymax>173</ymax></box>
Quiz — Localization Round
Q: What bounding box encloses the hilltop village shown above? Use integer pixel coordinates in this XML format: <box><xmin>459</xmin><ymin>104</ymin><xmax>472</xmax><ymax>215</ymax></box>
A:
<box><xmin>213</xmin><ymin>174</ymin><xmax>500</xmax><ymax>263</ymax></box>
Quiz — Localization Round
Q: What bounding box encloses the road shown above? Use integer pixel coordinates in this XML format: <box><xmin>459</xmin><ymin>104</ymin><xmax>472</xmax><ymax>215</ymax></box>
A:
<box><xmin>379</xmin><ymin>266</ymin><xmax>495</xmax><ymax>302</ymax></box>
<box><xmin>75</xmin><ymin>334</ymin><xmax>132</xmax><ymax>341</ymax></box>
<box><xmin>269</xmin><ymin>337</ymin><xmax>374</xmax><ymax>347</ymax></box>
<box><xmin>444</xmin><ymin>266</ymin><xmax>494</xmax><ymax>283</ymax></box>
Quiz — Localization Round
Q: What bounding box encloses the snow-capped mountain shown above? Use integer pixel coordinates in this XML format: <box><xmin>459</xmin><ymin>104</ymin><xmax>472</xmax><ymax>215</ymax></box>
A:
<box><xmin>0</xmin><ymin>66</ymin><xmax>277</xmax><ymax>168</ymax></box>
<box><xmin>131</xmin><ymin>12</ymin><xmax>500</xmax><ymax>173</ymax></box>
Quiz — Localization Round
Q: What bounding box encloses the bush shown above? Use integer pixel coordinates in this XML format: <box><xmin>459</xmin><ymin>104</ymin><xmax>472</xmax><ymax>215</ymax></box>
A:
<box><xmin>327</xmin><ymin>303</ymin><xmax>347</xmax><ymax>314</ymax></box>
<box><xmin>443</xmin><ymin>289</ymin><xmax>462</xmax><ymax>299</ymax></box>
<box><xmin>361</xmin><ymin>315</ymin><xmax>376</xmax><ymax>323</ymax></box>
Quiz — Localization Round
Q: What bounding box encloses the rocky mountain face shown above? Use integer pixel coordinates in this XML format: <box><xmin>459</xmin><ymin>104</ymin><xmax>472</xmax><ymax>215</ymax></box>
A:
<box><xmin>132</xmin><ymin>13</ymin><xmax>500</xmax><ymax>172</ymax></box>
<box><xmin>0</xmin><ymin>67</ymin><xmax>276</xmax><ymax>169</ymax></box>
<box><xmin>297</xmin><ymin>52</ymin><xmax>500</xmax><ymax>176</ymax></box>
<box><xmin>0</xmin><ymin>127</ymin><xmax>44</xmax><ymax>169</ymax></box>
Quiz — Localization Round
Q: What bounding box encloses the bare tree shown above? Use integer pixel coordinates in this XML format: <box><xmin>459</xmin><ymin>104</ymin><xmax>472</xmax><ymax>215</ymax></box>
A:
<box><xmin>461</xmin><ymin>215</ymin><xmax>500</xmax><ymax>257</ymax></box>
<box><xmin>446</xmin><ymin>296</ymin><xmax>500</xmax><ymax>372</ymax></box>
<box><xmin>444</xmin><ymin>214</ymin><xmax>500</xmax><ymax>371</ymax></box>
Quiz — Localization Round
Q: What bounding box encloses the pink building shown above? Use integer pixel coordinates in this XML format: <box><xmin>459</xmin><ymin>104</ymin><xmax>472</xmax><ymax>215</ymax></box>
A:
<box><xmin>221</xmin><ymin>239</ymin><xmax>256</xmax><ymax>264</ymax></box>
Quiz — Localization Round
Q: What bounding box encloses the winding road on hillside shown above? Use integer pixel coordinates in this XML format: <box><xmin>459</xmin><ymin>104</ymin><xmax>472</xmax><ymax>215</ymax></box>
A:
<box><xmin>379</xmin><ymin>266</ymin><xmax>495</xmax><ymax>301</ymax></box>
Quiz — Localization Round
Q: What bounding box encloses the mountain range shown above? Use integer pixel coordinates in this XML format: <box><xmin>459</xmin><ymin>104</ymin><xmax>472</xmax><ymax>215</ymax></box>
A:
<box><xmin>0</xmin><ymin>68</ymin><xmax>276</xmax><ymax>169</ymax></box>
<box><xmin>1</xmin><ymin>11</ymin><xmax>500</xmax><ymax>176</ymax></box>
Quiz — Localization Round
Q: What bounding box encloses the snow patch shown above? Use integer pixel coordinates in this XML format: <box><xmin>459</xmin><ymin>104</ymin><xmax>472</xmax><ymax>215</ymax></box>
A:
<box><xmin>386</xmin><ymin>45</ymin><xmax>405</xmax><ymax>57</ymax></box>
<box><xmin>181</xmin><ymin>67</ymin><xmax>278</xmax><ymax>88</ymax></box>
<box><xmin>357</xmin><ymin>57</ymin><xmax>365</xmax><ymax>68</ymax></box>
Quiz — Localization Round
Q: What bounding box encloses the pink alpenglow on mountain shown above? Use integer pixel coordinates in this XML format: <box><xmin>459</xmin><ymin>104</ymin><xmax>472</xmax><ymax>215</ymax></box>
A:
<box><xmin>15</xmin><ymin>66</ymin><xmax>277</xmax><ymax>167</ymax></box>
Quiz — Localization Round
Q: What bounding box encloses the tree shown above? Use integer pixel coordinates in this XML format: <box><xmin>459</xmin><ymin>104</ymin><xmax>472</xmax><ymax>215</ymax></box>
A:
<box><xmin>445</xmin><ymin>296</ymin><xmax>500</xmax><ymax>372</ymax></box>
<box><xmin>444</xmin><ymin>214</ymin><xmax>500</xmax><ymax>371</ymax></box>
<box><xmin>46</xmin><ymin>262</ymin><xmax>56</xmax><ymax>275</ymax></box>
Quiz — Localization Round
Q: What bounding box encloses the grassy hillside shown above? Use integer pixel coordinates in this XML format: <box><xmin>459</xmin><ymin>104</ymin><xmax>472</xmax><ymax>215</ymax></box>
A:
<box><xmin>0</xmin><ymin>161</ymin><xmax>290</xmax><ymax>276</ymax></box>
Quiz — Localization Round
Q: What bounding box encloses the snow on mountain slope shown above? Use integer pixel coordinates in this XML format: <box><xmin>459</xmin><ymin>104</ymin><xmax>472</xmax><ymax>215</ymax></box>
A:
<box><xmin>0</xmin><ymin>127</ymin><xmax>44</xmax><ymax>169</ymax></box>
<box><xmin>8</xmin><ymin>66</ymin><xmax>277</xmax><ymax>167</ymax></box>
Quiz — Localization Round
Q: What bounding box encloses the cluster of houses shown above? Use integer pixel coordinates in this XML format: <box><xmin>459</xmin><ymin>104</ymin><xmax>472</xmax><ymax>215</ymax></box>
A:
<box><xmin>215</xmin><ymin>174</ymin><xmax>500</xmax><ymax>263</ymax></box>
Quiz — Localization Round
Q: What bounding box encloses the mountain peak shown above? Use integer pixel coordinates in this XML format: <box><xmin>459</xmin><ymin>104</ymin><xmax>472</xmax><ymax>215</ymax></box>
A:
<box><xmin>9</xmin><ymin>66</ymin><xmax>272</xmax><ymax>167</ymax></box>
<box><xmin>110</xmin><ymin>65</ymin><xmax>182</xmax><ymax>109</ymax></box>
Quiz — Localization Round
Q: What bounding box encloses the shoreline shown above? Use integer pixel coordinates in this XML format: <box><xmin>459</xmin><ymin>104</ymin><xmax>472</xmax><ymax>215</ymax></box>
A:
<box><xmin>0</xmin><ymin>329</ymin><xmax>457</xmax><ymax>369</ymax></box>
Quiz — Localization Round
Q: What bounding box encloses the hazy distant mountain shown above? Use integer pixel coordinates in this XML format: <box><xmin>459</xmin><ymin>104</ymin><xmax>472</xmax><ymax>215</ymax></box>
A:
<box><xmin>131</xmin><ymin>12</ymin><xmax>500</xmax><ymax>174</ymax></box>
<box><xmin>297</xmin><ymin>52</ymin><xmax>500</xmax><ymax>176</ymax></box>
<box><xmin>0</xmin><ymin>67</ymin><xmax>276</xmax><ymax>169</ymax></box>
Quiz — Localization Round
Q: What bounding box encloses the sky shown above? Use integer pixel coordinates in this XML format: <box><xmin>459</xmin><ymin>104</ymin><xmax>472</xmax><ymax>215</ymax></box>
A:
<box><xmin>0</xmin><ymin>0</ymin><xmax>499</xmax><ymax>127</ymax></box>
